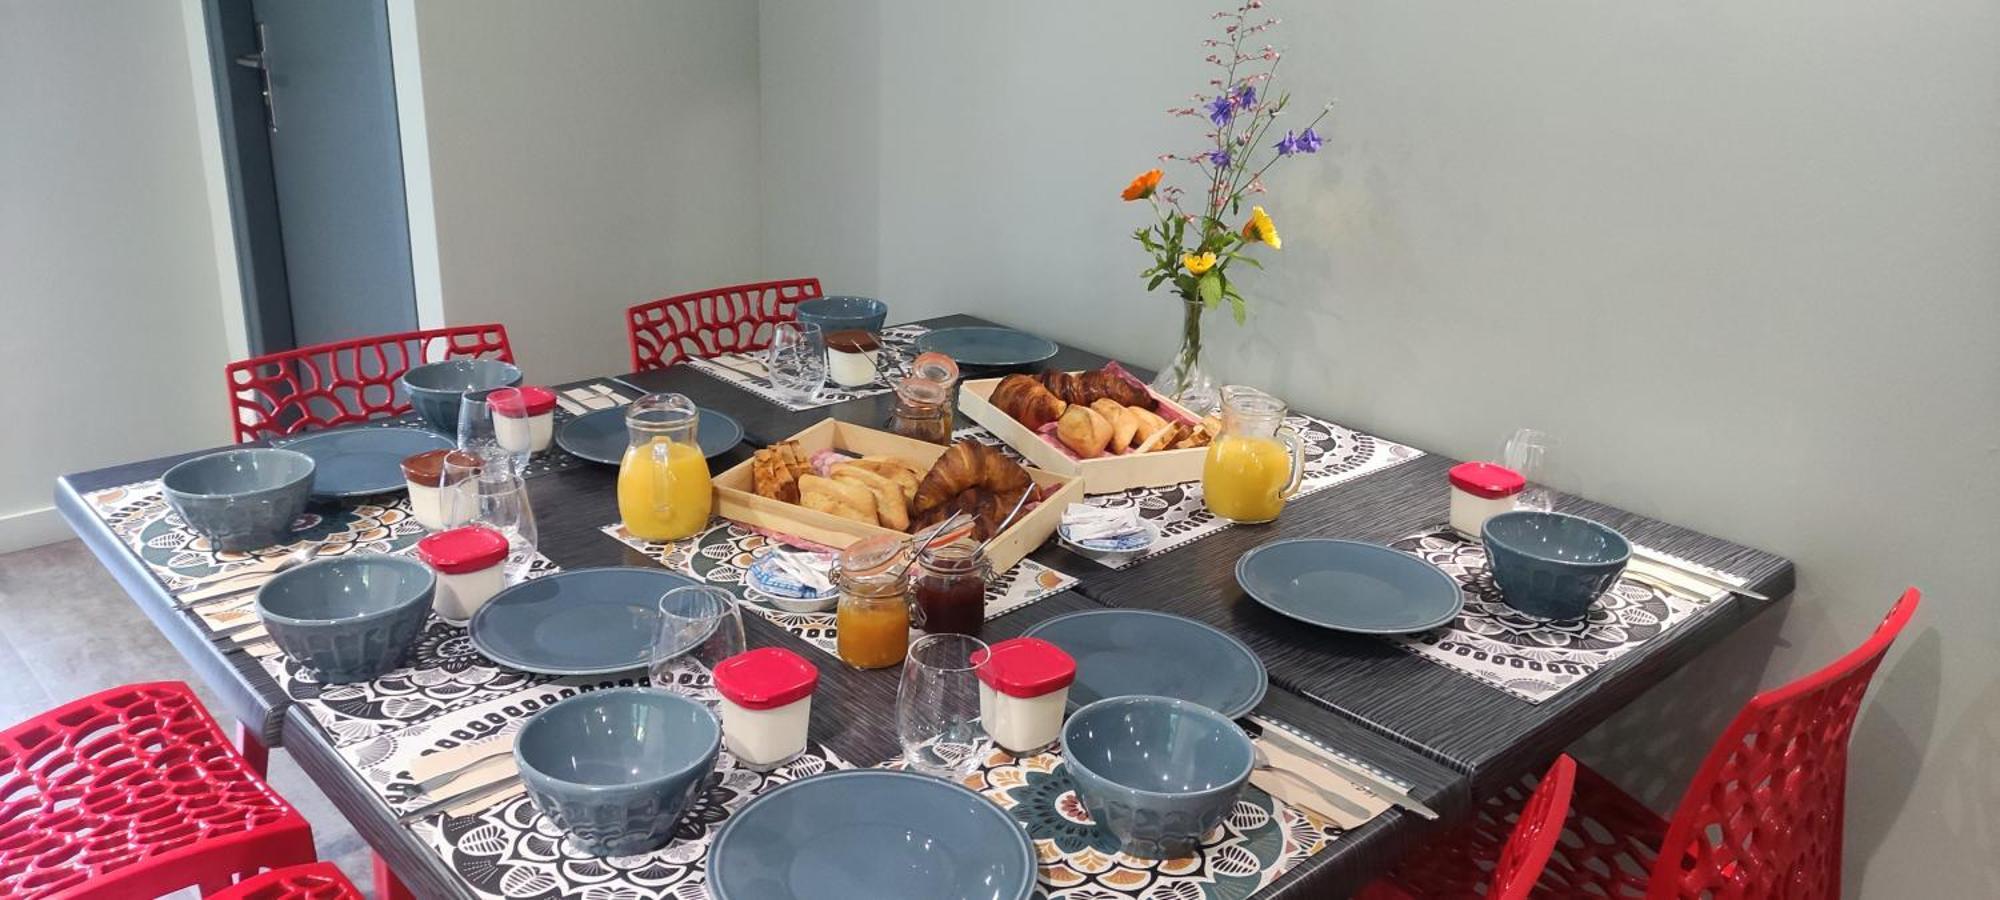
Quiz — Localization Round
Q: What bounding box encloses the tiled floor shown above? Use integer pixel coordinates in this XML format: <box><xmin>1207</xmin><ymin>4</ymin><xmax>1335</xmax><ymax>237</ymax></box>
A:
<box><xmin>0</xmin><ymin>539</ymin><xmax>375</xmax><ymax>894</ymax></box>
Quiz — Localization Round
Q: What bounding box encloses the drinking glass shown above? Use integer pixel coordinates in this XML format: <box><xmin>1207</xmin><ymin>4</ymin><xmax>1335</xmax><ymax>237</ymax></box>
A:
<box><xmin>444</xmin><ymin>455</ymin><xmax>538</xmax><ymax>576</ymax></box>
<box><xmin>896</xmin><ymin>633</ymin><xmax>990</xmax><ymax>779</ymax></box>
<box><xmin>1501</xmin><ymin>428</ymin><xmax>1558</xmax><ymax>512</ymax></box>
<box><xmin>649</xmin><ymin>585</ymin><xmax>746</xmax><ymax>702</ymax></box>
<box><xmin>766</xmin><ymin>321</ymin><xmax>827</xmax><ymax>404</ymax></box>
<box><xmin>457</xmin><ymin>388</ymin><xmax>525</xmax><ymax>476</ymax></box>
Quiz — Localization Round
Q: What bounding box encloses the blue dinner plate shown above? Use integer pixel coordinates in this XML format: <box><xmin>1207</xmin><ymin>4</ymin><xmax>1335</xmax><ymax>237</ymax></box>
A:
<box><xmin>914</xmin><ymin>326</ymin><xmax>1059</xmax><ymax>368</ymax></box>
<box><xmin>1022</xmin><ymin>609</ymin><xmax>1267</xmax><ymax>719</ymax></box>
<box><xmin>277</xmin><ymin>426</ymin><xmax>453</xmax><ymax>499</ymax></box>
<box><xmin>556</xmin><ymin>406</ymin><xmax>743</xmax><ymax>465</ymax></box>
<box><xmin>1235</xmin><ymin>538</ymin><xmax>1464</xmax><ymax>634</ymax></box>
<box><xmin>469</xmin><ymin>567</ymin><xmax>695</xmax><ymax>675</ymax></box>
<box><xmin>708</xmin><ymin>769</ymin><xmax>1036</xmax><ymax>900</ymax></box>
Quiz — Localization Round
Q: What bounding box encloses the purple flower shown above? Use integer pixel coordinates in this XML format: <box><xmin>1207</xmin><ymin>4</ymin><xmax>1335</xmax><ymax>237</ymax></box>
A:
<box><xmin>1235</xmin><ymin>84</ymin><xmax>1257</xmax><ymax>108</ymax></box>
<box><xmin>1206</xmin><ymin>94</ymin><xmax>1236</xmax><ymax>126</ymax></box>
<box><xmin>1297</xmin><ymin>126</ymin><xmax>1324</xmax><ymax>152</ymax></box>
<box><xmin>1275</xmin><ymin>130</ymin><xmax>1301</xmax><ymax>156</ymax></box>
<box><xmin>1275</xmin><ymin>126</ymin><xmax>1323</xmax><ymax>156</ymax></box>
<box><xmin>1205</xmin><ymin>148</ymin><xmax>1231</xmax><ymax>167</ymax></box>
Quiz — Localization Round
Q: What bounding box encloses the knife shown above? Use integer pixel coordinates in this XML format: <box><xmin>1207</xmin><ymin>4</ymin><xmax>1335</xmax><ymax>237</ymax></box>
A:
<box><xmin>1627</xmin><ymin>550</ymin><xmax>1768</xmax><ymax>601</ymax></box>
<box><xmin>398</xmin><ymin>773</ymin><xmax>522</xmax><ymax>824</ymax></box>
<box><xmin>1248</xmin><ymin>716</ymin><xmax>1439</xmax><ymax>820</ymax></box>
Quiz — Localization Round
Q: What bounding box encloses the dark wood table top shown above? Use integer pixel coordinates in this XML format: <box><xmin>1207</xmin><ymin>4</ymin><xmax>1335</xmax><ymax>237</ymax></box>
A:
<box><xmin>56</xmin><ymin>313</ymin><xmax>1792</xmax><ymax>899</ymax></box>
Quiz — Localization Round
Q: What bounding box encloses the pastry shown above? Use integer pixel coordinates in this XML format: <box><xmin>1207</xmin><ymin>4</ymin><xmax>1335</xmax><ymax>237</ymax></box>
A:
<box><xmin>752</xmin><ymin>441</ymin><xmax>812</xmax><ymax>502</ymax></box>
<box><xmin>847</xmin><ymin>456</ymin><xmax>922</xmax><ymax>501</ymax></box>
<box><xmin>909</xmin><ymin>440</ymin><xmax>1036</xmax><ymax>539</ymax></box>
<box><xmin>831</xmin><ymin>464</ymin><xmax>910</xmax><ymax>531</ymax></box>
<box><xmin>799</xmin><ymin>474</ymin><xmax>877</xmax><ymax>526</ymax></box>
<box><xmin>1056</xmin><ymin>405</ymin><xmax>1110</xmax><ymax>458</ymax></box>
<box><xmin>1134</xmin><ymin>421</ymin><xmax>1181</xmax><ymax>454</ymax></box>
<box><xmin>1035</xmin><ymin>367</ymin><xmax>1156</xmax><ymax>411</ymax></box>
<box><xmin>1090</xmin><ymin>399</ymin><xmax>1140</xmax><ymax>453</ymax></box>
<box><xmin>991</xmin><ymin>374</ymin><xmax>1068</xmax><ymax>430</ymax></box>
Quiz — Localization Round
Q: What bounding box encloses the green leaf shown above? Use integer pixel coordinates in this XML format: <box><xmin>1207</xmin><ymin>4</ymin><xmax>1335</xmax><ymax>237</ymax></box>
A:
<box><xmin>1197</xmin><ymin>271</ymin><xmax>1222</xmax><ymax>307</ymax></box>
<box><xmin>1147</xmin><ymin>273</ymin><xmax>1171</xmax><ymax>291</ymax></box>
<box><xmin>1231</xmin><ymin>254</ymin><xmax>1264</xmax><ymax>270</ymax></box>
<box><xmin>1230</xmin><ymin>295</ymin><xmax>1247</xmax><ymax>325</ymax></box>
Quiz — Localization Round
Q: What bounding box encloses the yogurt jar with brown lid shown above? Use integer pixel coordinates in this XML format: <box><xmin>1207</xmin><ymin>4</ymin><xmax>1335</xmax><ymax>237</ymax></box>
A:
<box><xmin>401</xmin><ymin>449</ymin><xmax>481</xmax><ymax>531</ymax></box>
<box><xmin>825</xmin><ymin>329</ymin><xmax>882</xmax><ymax>388</ymax></box>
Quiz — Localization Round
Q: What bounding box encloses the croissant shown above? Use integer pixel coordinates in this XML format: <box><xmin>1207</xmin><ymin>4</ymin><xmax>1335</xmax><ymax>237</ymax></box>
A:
<box><xmin>1035</xmin><ymin>367</ymin><xmax>1157</xmax><ymax>411</ymax></box>
<box><xmin>992</xmin><ymin>374</ymin><xmax>1068</xmax><ymax>430</ymax></box>
<box><xmin>910</xmin><ymin>440</ymin><xmax>1035</xmax><ymax>537</ymax></box>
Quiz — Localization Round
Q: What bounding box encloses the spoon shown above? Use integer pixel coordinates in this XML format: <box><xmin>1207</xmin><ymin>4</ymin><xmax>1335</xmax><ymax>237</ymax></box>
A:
<box><xmin>972</xmin><ymin>487</ymin><xmax>1036</xmax><ymax>557</ymax></box>
<box><xmin>893</xmin><ymin>511</ymin><xmax>974</xmax><ymax>583</ymax></box>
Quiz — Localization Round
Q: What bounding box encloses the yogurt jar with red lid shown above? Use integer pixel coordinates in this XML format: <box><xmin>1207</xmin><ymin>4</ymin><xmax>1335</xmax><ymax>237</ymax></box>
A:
<box><xmin>714</xmin><ymin>647</ymin><xmax>820</xmax><ymax>770</ymax></box>
<box><xmin>488</xmin><ymin>386</ymin><xmax>556</xmax><ymax>454</ymax></box>
<box><xmin>1448</xmin><ymin>461</ymin><xmax>1526</xmax><ymax>538</ymax></box>
<box><xmin>416</xmin><ymin>525</ymin><xmax>510</xmax><ymax>623</ymax></box>
<box><xmin>973</xmin><ymin>637</ymin><xmax>1076</xmax><ymax>754</ymax></box>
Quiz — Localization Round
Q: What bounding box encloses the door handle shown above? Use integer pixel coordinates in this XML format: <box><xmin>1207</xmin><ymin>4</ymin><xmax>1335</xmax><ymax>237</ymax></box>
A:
<box><xmin>237</xmin><ymin>23</ymin><xmax>277</xmax><ymax>133</ymax></box>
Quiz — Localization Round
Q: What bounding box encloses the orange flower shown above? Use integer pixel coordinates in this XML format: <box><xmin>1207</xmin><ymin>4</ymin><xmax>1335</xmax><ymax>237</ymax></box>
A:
<box><xmin>1121</xmin><ymin>169</ymin><xmax>1163</xmax><ymax>201</ymax></box>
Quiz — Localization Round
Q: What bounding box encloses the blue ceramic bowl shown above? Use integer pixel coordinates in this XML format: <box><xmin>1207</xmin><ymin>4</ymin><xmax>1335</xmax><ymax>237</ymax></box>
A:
<box><xmin>397</xmin><ymin>359</ymin><xmax>523</xmax><ymax>433</ymax></box>
<box><xmin>160</xmin><ymin>449</ymin><xmax>316</xmax><ymax>552</ymax></box>
<box><xmin>1060</xmin><ymin>695</ymin><xmax>1254</xmax><ymax>858</ymax></box>
<box><xmin>793</xmin><ymin>296</ymin><xmax>888</xmax><ymax>335</ymax></box>
<box><xmin>1481</xmin><ymin>510</ymin><xmax>1631</xmax><ymax>620</ymax></box>
<box><xmin>256</xmin><ymin>555</ymin><xmax>434</xmax><ymax>683</ymax></box>
<box><xmin>515</xmin><ymin>688</ymin><xmax>723</xmax><ymax>857</ymax></box>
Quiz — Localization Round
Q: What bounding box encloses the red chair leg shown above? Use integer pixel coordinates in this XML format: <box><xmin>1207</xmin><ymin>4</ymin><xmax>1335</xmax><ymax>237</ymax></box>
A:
<box><xmin>237</xmin><ymin>719</ymin><xmax>270</xmax><ymax>775</ymax></box>
<box><xmin>375</xmin><ymin>852</ymin><xmax>416</xmax><ymax>900</ymax></box>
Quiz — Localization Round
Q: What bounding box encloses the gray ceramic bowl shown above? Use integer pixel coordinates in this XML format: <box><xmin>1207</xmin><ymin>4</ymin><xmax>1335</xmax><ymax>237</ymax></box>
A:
<box><xmin>1481</xmin><ymin>510</ymin><xmax>1631</xmax><ymax>620</ymax></box>
<box><xmin>160</xmin><ymin>449</ymin><xmax>316</xmax><ymax>552</ymax></box>
<box><xmin>397</xmin><ymin>359</ymin><xmax>523</xmax><ymax>433</ymax></box>
<box><xmin>1060</xmin><ymin>695</ymin><xmax>1254</xmax><ymax>858</ymax></box>
<box><xmin>793</xmin><ymin>296</ymin><xmax>887</xmax><ymax>335</ymax></box>
<box><xmin>515</xmin><ymin>688</ymin><xmax>723</xmax><ymax>857</ymax></box>
<box><xmin>256</xmin><ymin>554</ymin><xmax>434</xmax><ymax>683</ymax></box>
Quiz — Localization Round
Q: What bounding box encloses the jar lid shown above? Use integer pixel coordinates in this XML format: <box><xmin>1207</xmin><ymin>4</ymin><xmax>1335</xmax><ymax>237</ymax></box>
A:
<box><xmin>488</xmin><ymin>386</ymin><xmax>556</xmax><ymax>417</ymax></box>
<box><xmin>714</xmin><ymin>647</ymin><xmax>819</xmax><ymax>710</ymax></box>
<box><xmin>1449</xmin><ymin>461</ymin><xmax>1526</xmax><ymax>499</ymax></box>
<box><xmin>416</xmin><ymin>526</ymin><xmax>509</xmax><ymax>574</ymax></box>
<box><xmin>972</xmin><ymin>637</ymin><xmax>1076</xmax><ymax>698</ymax></box>
<box><xmin>401</xmin><ymin>449</ymin><xmax>482</xmax><ymax>487</ymax></box>
<box><xmin>825</xmin><ymin>330</ymin><xmax>880</xmax><ymax>354</ymax></box>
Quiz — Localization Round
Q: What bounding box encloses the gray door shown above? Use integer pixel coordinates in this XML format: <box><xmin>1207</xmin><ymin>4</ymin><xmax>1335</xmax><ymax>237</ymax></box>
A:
<box><xmin>239</xmin><ymin>0</ymin><xmax>417</xmax><ymax>348</ymax></box>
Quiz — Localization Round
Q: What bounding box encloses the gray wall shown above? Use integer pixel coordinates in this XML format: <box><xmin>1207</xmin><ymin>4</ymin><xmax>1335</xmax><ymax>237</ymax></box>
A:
<box><xmin>0</xmin><ymin>1</ymin><xmax>235</xmax><ymax>551</ymax></box>
<box><xmin>406</xmin><ymin>0</ymin><xmax>764</xmax><ymax>383</ymax></box>
<box><xmin>762</xmin><ymin>1</ymin><xmax>2000</xmax><ymax>894</ymax></box>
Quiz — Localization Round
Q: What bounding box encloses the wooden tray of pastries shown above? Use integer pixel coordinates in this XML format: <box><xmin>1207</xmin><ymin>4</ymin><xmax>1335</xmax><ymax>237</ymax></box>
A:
<box><xmin>713</xmin><ymin>419</ymin><xmax>1083</xmax><ymax>574</ymax></box>
<box><xmin>958</xmin><ymin>364</ymin><xmax>1216</xmax><ymax>494</ymax></box>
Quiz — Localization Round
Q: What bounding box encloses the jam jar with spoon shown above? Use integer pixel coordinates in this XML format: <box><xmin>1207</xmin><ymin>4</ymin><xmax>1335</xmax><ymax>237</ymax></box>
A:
<box><xmin>887</xmin><ymin>352</ymin><xmax>960</xmax><ymax>444</ymax></box>
<box><xmin>834</xmin><ymin>535</ymin><xmax>913</xmax><ymax>669</ymax></box>
<box><xmin>912</xmin><ymin>540</ymin><xmax>990</xmax><ymax>637</ymax></box>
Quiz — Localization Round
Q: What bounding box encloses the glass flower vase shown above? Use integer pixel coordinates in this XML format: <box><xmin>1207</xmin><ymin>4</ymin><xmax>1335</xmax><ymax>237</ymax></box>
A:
<box><xmin>1150</xmin><ymin>297</ymin><xmax>1220</xmax><ymax>414</ymax></box>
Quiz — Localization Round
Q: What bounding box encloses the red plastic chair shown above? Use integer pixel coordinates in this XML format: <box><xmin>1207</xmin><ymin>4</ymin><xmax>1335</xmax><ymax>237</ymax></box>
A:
<box><xmin>225</xmin><ymin>324</ymin><xmax>515</xmax><ymax>443</ymax></box>
<box><xmin>626</xmin><ymin>277</ymin><xmax>822</xmax><ymax>371</ymax></box>
<box><xmin>1358</xmin><ymin>755</ymin><xmax>1578</xmax><ymax>900</ymax></box>
<box><xmin>208</xmin><ymin>861</ymin><xmax>362</xmax><ymax>899</ymax></box>
<box><xmin>1373</xmin><ymin>588</ymin><xmax>1920</xmax><ymax>900</ymax></box>
<box><xmin>0</xmin><ymin>682</ymin><xmax>317</xmax><ymax>899</ymax></box>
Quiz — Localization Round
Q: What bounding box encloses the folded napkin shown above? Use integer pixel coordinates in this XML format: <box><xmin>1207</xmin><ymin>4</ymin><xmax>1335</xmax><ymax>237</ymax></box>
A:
<box><xmin>1060</xmin><ymin>504</ymin><xmax>1145</xmax><ymax>542</ymax></box>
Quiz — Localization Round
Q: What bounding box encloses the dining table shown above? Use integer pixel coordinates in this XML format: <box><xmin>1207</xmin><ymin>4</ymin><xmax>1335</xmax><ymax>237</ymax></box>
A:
<box><xmin>55</xmin><ymin>312</ymin><xmax>1795</xmax><ymax>899</ymax></box>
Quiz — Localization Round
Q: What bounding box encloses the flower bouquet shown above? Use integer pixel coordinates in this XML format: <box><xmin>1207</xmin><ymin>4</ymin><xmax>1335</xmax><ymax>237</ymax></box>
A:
<box><xmin>1124</xmin><ymin>1</ymin><xmax>1330</xmax><ymax>411</ymax></box>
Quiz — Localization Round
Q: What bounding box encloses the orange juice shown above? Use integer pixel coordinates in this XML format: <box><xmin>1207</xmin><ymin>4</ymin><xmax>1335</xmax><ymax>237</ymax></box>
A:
<box><xmin>617</xmin><ymin>438</ymin><xmax>713</xmax><ymax>540</ymax></box>
<box><xmin>1202</xmin><ymin>434</ymin><xmax>1294</xmax><ymax>522</ymax></box>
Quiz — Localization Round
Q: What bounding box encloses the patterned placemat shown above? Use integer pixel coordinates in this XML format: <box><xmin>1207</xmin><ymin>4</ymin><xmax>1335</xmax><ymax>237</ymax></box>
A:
<box><xmin>603</xmin><ymin>518</ymin><xmax>1078</xmax><ymax>659</ymax></box>
<box><xmin>1384</xmin><ymin>528</ymin><xmax>1734</xmax><ymax>704</ymax></box>
<box><xmin>250</xmin><ymin>553</ymin><xmax>566</xmax><ymax>747</ymax></box>
<box><xmin>683</xmin><ymin>323</ymin><xmax>931</xmax><ymax>411</ymax></box>
<box><xmin>82</xmin><ymin>480</ymin><xmax>429</xmax><ymax>595</ymax></box>
<box><xmin>408</xmin><ymin>748</ymin><xmax>854</xmax><ymax>900</ymax></box>
<box><xmin>936</xmin><ymin>746</ymin><xmax>1341</xmax><ymax>900</ymax></box>
<box><xmin>956</xmin><ymin>413</ymin><xmax>1425</xmax><ymax>570</ymax></box>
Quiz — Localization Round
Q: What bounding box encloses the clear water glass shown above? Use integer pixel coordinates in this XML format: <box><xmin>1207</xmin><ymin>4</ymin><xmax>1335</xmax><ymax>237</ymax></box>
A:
<box><xmin>649</xmin><ymin>585</ymin><xmax>746</xmax><ymax>702</ymax></box>
<box><xmin>766</xmin><ymin>321</ymin><xmax>827</xmax><ymax>404</ymax></box>
<box><xmin>1502</xmin><ymin>427</ymin><xmax>1558</xmax><ymax>512</ymax></box>
<box><xmin>444</xmin><ymin>456</ymin><xmax>538</xmax><ymax>576</ymax></box>
<box><xmin>456</xmin><ymin>388</ymin><xmax>525</xmax><ymax>476</ymax></box>
<box><xmin>896</xmin><ymin>633</ymin><xmax>990</xmax><ymax>779</ymax></box>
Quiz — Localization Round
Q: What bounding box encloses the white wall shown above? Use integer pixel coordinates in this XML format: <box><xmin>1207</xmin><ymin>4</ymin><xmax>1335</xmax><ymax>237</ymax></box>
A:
<box><xmin>761</xmin><ymin>1</ymin><xmax>2000</xmax><ymax>894</ymax></box>
<box><xmin>0</xmin><ymin>0</ymin><xmax>237</xmax><ymax>552</ymax></box>
<box><xmin>402</xmin><ymin>0</ymin><xmax>764</xmax><ymax>384</ymax></box>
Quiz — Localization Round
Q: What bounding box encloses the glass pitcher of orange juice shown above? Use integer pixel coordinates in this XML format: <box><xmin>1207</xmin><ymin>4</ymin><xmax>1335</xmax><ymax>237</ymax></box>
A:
<box><xmin>1201</xmin><ymin>385</ymin><xmax>1306</xmax><ymax>523</ymax></box>
<box><xmin>617</xmin><ymin>393</ymin><xmax>714</xmax><ymax>541</ymax></box>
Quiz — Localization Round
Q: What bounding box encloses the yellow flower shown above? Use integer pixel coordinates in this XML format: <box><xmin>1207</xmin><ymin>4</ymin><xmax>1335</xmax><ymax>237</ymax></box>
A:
<box><xmin>1182</xmin><ymin>252</ymin><xmax>1217</xmax><ymax>275</ymax></box>
<box><xmin>1240</xmin><ymin>205</ymin><xmax>1281</xmax><ymax>249</ymax></box>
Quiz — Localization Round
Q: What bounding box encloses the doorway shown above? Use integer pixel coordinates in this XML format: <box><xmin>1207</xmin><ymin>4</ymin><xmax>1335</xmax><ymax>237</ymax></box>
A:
<box><xmin>202</xmin><ymin>0</ymin><xmax>419</xmax><ymax>356</ymax></box>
